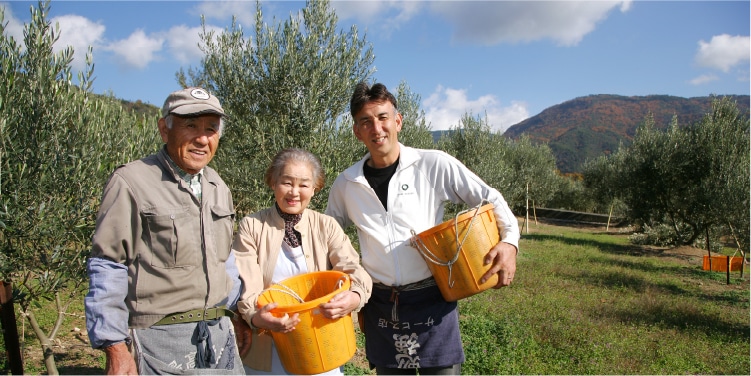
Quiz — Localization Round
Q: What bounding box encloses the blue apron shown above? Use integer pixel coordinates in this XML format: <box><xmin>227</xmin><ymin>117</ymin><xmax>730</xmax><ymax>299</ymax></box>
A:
<box><xmin>362</xmin><ymin>278</ymin><xmax>465</xmax><ymax>369</ymax></box>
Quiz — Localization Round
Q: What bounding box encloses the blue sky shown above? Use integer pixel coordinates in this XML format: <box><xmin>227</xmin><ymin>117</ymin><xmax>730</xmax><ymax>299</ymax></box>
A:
<box><xmin>2</xmin><ymin>0</ymin><xmax>749</xmax><ymax>132</ymax></box>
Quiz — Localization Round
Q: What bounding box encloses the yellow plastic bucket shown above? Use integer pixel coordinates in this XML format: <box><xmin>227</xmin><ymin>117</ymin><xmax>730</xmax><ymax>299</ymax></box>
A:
<box><xmin>412</xmin><ymin>203</ymin><xmax>500</xmax><ymax>302</ymax></box>
<box><xmin>257</xmin><ymin>270</ymin><xmax>355</xmax><ymax>374</ymax></box>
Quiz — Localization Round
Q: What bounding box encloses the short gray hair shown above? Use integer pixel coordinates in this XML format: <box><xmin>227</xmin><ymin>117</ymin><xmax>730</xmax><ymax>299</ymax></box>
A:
<box><xmin>264</xmin><ymin>148</ymin><xmax>325</xmax><ymax>191</ymax></box>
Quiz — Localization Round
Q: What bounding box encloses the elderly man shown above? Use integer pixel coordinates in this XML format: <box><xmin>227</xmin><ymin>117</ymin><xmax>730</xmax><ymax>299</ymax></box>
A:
<box><xmin>84</xmin><ymin>87</ymin><xmax>244</xmax><ymax>374</ymax></box>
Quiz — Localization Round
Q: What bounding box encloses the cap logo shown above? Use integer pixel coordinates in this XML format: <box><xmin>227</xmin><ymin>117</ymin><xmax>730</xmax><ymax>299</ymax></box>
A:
<box><xmin>190</xmin><ymin>88</ymin><xmax>210</xmax><ymax>100</ymax></box>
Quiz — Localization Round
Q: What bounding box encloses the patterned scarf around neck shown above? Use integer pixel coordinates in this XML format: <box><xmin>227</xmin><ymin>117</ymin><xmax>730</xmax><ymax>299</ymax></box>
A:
<box><xmin>276</xmin><ymin>203</ymin><xmax>302</xmax><ymax>248</ymax></box>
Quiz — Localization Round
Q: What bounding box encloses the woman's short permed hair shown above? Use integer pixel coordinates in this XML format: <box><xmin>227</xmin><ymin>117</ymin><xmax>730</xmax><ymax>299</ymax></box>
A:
<box><xmin>264</xmin><ymin>148</ymin><xmax>325</xmax><ymax>191</ymax></box>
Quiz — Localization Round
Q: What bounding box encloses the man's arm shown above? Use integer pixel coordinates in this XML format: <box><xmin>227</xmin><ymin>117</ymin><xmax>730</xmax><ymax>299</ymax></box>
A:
<box><xmin>103</xmin><ymin>342</ymin><xmax>138</xmax><ymax>375</ymax></box>
<box><xmin>85</xmin><ymin>257</ymin><xmax>137</xmax><ymax>374</ymax></box>
<box><xmin>437</xmin><ymin>151</ymin><xmax>520</xmax><ymax>248</ymax></box>
<box><xmin>433</xmin><ymin>151</ymin><xmax>520</xmax><ymax>286</ymax></box>
<box><xmin>223</xmin><ymin>250</ymin><xmax>242</xmax><ymax>311</ymax></box>
<box><xmin>84</xmin><ymin>257</ymin><xmax>130</xmax><ymax>349</ymax></box>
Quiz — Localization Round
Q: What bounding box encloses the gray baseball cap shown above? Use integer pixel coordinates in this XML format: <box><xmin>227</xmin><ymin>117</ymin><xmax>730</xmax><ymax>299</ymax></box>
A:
<box><xmin>161</xmin><ymin>87</ymin><xmax>225</xmax><ymax>118</ymax></box>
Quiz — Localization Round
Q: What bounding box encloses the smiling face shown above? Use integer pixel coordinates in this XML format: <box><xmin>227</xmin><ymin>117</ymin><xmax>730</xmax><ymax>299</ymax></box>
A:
<box><xmin>353</xmin><ymin>100</ymin><xmax>403</xmax><ymax>168</ymax></box>
<box><xmin>158</xmin><ymin>114</ymin><xmax>221</xmax><ymax>174</ymax></box>
<box><xmin>273</xmin><ymin>161</ymin><xmax>316</xmax><ymax>215</ymax></box>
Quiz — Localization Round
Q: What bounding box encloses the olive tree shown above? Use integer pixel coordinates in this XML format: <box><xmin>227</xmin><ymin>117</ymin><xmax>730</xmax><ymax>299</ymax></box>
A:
<box><xmin>609</xmin><ymin>115</ymin><xmax>708</xmax><ymax>244</ymax></box>
<box><xmin>439</xmin><ymin>113</ymin><xmax>511</xmax><ymax>188</ymax></box>
<box><xmin>582</xmin><ymin>150</ymin><xmax>625</xmax><ymax>215</ymax></box>
<box><xmin>692</xmin><ymin>97</ymin><xmax>749</xmax><ymax>252</ymax></box>
<box><xmin>394</xmin><ymin>80</ymin><xmax>435</xmax><ymax>150</ymax></box>
<box><xmin>0</xmin><ymin>2</ymin><xmax>160</xmax><ymax>373</ymax></box>
<box><xmin>179</xmin><ymin>0</ymin><xmax>374</xmax><ymax>215</ymax></box>
<box><xmin>437</xmin><ymin>114</ymin><xmax>561</xmax><ymax>217</ymax></box>
<box><xmin>503</xmin><ymin>134</ymin><xmax>562</xmax><ymax>214</ymax></box>
<box><xmin>583</xmin><ymin>97</ymin><xmax>749</xmax><ymax>250</ymax></box>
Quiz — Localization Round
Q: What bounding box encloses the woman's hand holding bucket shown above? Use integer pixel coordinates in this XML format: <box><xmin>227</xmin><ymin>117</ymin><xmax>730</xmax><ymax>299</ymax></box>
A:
<box><xmin>482</xmin><ymin>241</ymin><xmax>518</xmax><ymax>288</ymax></box>
<box><xmin>252</xmin><ymin>302</ymin><xmax>301</xmax><ymax>333</ymax></box>
<box><xmin>319</xmin><ymin>290</ymin><xmax>362</xmax><ymax>320</ymax></box>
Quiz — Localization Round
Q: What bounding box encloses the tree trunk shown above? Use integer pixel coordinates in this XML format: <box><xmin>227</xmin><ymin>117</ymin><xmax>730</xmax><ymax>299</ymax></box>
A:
<box><xmin>1</xmin><ymin>281</ymin><xmax>24</xmax><ymax>375</ymax></box>
<box><xmin>706</xmin><ymin>227</ymin><xmax>712</xmax><ymax>271</ymax></box>
<box><xmin>727</xmin><ymin>222</ymin><xmax>745</xmax><ymax>279</ymax></box>
<box><xmin>23</xmin><ymin>309</ymin><xmax>60</xmax><ymax>375</ymax></box>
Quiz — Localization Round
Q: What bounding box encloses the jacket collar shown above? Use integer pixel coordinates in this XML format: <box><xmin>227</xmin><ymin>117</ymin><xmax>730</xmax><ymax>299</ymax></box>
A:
<box><xmin>268</xmin><ymin>205</ymin><xmax>311</xmax><ymax>231</ymax></box>
<box><xmin>342</xmin><ymin>142</ymin><xmax>419</xmax><ymax>182</ymax></box>
<box><xmin>157</xmin><ymin>146</ymin><xmax>219</xmax><ymax>187</ymax></box>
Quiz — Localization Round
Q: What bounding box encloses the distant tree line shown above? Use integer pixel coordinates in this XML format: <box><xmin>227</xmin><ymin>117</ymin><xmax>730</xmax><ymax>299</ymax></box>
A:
<box><xmin>1</xmin><ymin>1</ymin><xmax>748</xmax><ymax>373</ymax></box>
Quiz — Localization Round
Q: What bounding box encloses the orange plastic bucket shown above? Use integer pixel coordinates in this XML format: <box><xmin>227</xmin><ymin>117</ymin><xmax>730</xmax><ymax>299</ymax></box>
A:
<box><xmin>412</xmin><ymin>203</ymin><xmax>500</xmax><ymax>302</ymax></box>
<box><xmin>257</xmin><ymin>270</ymin><xmax>355</xmax><ymax>374</ymax></box>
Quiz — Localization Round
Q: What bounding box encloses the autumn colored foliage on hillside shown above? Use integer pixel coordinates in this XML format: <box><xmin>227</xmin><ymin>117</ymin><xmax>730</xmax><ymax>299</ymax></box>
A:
<box><xmin>504</xmin><ymin>94</ymin><xmax>750</xmax><ymax>172</ymax></box>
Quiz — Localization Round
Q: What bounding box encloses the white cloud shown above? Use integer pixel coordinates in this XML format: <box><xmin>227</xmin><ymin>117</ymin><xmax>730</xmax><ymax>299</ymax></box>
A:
<box><xmin>0</xmin><ymin>5</ymin><xmax>105</xmax><ymax>72</ymax></box>
<box><xmin>193</xmin><ymin>0</ymin><xmax>256</xmax><ymax>28</ymax></box>
<box><xmin>0</xmin><ymin>2</ymin><xmax>25</xmax><ymax>42</ymax></box>
<box><xmin>162</xmin><ymin>24</ymin><xmax>223</xmax><ymax>65</ymax></box>
<box><xmin>736</xmin><ymin>68</ymin><xmax>750</xmax><ymax>83</ymax></box>
<box><xmin>105</xmin><ymin>30</ymin><xmax>164</xmax><ymax>70</ymax></box>
<box><xmin>429</xmin><ymin>0</ymin><xmax>631</xmax><ymax>46</ymax></box>
<box><xmin>51</xmin><ymin>15</ymin><xmax>106</xmax><ymax>71</ymax></box>
<box><xmin>332</xmin><ymin>0</ymin><xmax>423</xmax><ymax>37</ymax></box>
<box><xmin>689</xmin><ymin>74</ymin><xmax>719</xmax><ymax>86</ymax></box>
<box><xmin>332</xmin><ymin>0</ymin><xmax>382</xmax><ymax>21</ymax></box>
<box><xmin>695</xmin><ymin>34</ymin><xmax>750</xmax><ymax>73</ymax></box>
<box><xmin>423</xmin><ymin>86</ymin><xmax>529</xmax><ymax>133</ymax></box>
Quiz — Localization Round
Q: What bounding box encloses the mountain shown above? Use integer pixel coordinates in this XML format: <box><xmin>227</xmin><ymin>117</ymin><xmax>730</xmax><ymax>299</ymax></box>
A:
<box><xmin>503</xmin><ymin>94</ymin><xmax>750</xmax><ymax>173</ymax></box>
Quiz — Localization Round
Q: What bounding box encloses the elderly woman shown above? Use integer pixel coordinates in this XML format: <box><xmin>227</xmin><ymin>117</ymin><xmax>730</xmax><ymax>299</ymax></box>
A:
<box><xmin>233</xmin><ymin>148</ymin><xmax>372</xmax><ymax>375</ymax></box>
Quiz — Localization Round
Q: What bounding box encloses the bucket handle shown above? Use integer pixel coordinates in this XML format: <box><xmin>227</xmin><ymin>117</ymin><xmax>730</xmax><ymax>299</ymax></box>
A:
<box><xmin>336</xmin><ymin>275</ymin><xmax>348</xmax><ymax>290</ymax></box>
<box><xmin>262</xmin><ymin>274</ymin><xmax>350</xmax><ymax>304</ymax></box>
<box><xmin>410</xmin><ymin>200</ymin><xmax>489</xmax><ymax>289</ymax></box>
<box><xmin>265</xmin><ymin>284</ymin><xmax>305</xmax><ymax>303</ymax></box>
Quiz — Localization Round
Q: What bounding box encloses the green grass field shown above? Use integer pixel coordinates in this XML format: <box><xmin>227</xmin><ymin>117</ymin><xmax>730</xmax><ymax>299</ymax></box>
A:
<box><xmin>3</xmin><ymin>220</ymin><xmax>749</xmax><ymax>374</ymax></box>
<box><xmin>456</xmin><ymin>221</ymin><xmax>749</xmax><ymax>375</ymax></box>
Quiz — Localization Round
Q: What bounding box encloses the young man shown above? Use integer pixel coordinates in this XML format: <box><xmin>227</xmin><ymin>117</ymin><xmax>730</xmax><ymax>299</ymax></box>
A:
<box><xmin>326</xmin><ymin>82</ymin><xmax>520</xmax><ymax>375</ymax></box>
<box><xmin>85</xmin><ymin>87</ymin><xmax>245</xmax><ymax>374</ymax></box>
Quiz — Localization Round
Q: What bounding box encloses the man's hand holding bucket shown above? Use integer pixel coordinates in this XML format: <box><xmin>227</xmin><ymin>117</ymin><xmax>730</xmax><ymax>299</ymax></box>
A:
<box><xmin>482</xmin><ymin>242</ymin><xmax>518</xmax><ymax>288</ymax></box>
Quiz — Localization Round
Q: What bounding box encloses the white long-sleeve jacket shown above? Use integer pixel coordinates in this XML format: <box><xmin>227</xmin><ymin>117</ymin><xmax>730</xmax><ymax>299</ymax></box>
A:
<box><xmin>325</xmin><ymin>144</ymin><xmax>520</xmax><ymax>286</ymax></box>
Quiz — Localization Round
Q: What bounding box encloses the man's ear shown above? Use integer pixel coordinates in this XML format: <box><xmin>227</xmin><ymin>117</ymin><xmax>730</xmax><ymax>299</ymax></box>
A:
<box><xmin>157</xmin><ymin>117</ymin><xmax>170</xmax><ymax>143</ymax></box>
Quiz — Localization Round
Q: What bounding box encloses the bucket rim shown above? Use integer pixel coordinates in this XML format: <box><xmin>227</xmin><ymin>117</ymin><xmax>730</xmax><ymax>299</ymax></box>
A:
<box><xmin>416</xmin><ymin>203</ymin><xmax>495</xmax><ymax>238</ymax></box>
<box><xmin>257</xmin><ymin>270</ymin><xmax>350</xmax><ymax>314</ymax></box>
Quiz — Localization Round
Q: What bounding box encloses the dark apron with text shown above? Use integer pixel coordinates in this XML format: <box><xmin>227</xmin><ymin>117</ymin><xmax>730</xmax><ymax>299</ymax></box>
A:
<box><xmin>362</xmin><ymin>278</ymin><xmax>465</xmax><ymax>369</ymax></box>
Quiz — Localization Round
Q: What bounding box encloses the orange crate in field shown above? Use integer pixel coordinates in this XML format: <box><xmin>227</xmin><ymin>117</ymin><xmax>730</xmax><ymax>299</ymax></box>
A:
<box><xmin>702</xmin><ymin>255</ymin><xmax>744</xmax><ymax>272</ymax></box>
